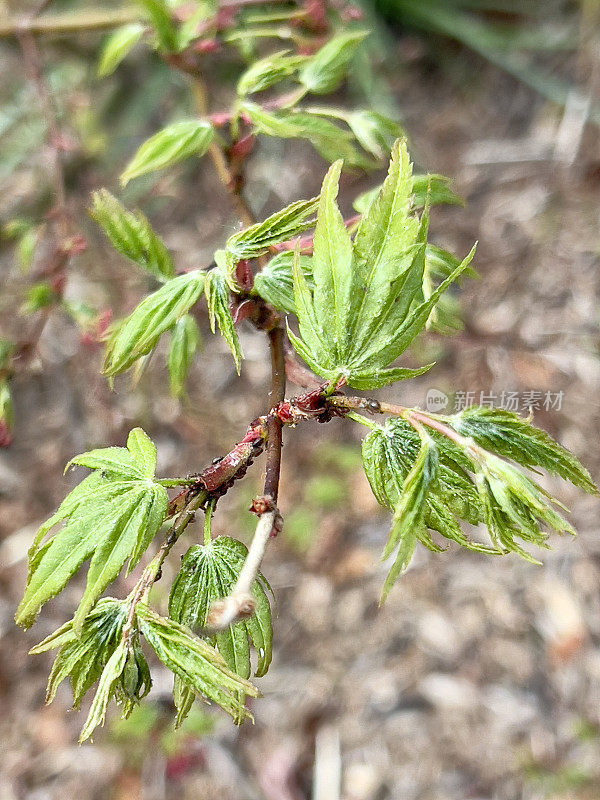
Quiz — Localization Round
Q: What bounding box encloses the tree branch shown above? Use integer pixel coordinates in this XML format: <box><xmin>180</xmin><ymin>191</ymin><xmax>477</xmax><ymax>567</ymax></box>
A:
<box><xmin>264</xmin><ymin>325</ymin><xmax>286</xmax><ymax>501</ymax></box>
<box><xmin>121</xmin><ymin>488</ymin><xmax>209</xmax><ymax>641</ymax></box>
<box><xmin>208</xmin><ymin>325</ymin><xmax>286</xmax><ymax>631</ymax></box>
<box><xmin>206</xmin><ymin>509</ymin><xmax>277</xmax><ymax>629</ymax></box>
<box><xmin>0</xmin><ymin>9</ymin><xmax>141</xmax><ymax>37</ymax></box>
<box><xmin>326</xmin><ymin>395</ymin><xmax>484</xmax><ymax>454</ymax></box>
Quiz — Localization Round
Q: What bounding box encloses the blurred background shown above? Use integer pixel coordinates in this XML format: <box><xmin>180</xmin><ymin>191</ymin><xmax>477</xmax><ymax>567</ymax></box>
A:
<box><xmin>1</xmin><ymin>1</ymin><xmax>600</xmax><ymax>798</ymax></box>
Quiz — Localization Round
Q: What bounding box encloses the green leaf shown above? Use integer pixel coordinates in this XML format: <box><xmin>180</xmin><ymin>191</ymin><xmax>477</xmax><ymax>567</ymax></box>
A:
<box><xmin>126</xmin><ymin>427</ymin><xmax>157</xmax><ymax>478</ymax></box>
<box><xmin>243</xmin><ymin>104</ymin><xmax>370</xmax><ymax>167</ymax></box>
<box><xmin>0</xmin><ymin>338</ymin><xmax>15</xmax><ymax>369</ymax></box>
<box><xmin>168</xmin><ymin>315</ymin><xmax>201</xmax><ymax>397</ymax></box>
<box><xmin>289</xmin><ymin>142</ymin><xmax>468</xmax><ymax>386</ymax></box>
<box><xmin>383</xmin><ymin>433</ymin><xmax>438</xmax><ymax>559</ymax></box>
<box><xmin>136</xmin><ymin>604</ymin><xmax>260</xmax><ymax>723</ymax></box>
<box><xmin>90</xmin><ymin>190</ymin><xmax>174</xmax><ymax>281</ymax></box>
<box><xmin>65</xmin><ymin>426</ymin><xmax>156</xmax><ymax>480</ymax></box>
<box><xmin>21</xmin><ymin>281</ymin><xmax>56</xmax><ymax>314</ymax></box>
<box><xmin>0</xmin><ymin>380</ymin><xmax>13</xmax><ymax>434</ymax></box>
<box><xmin>346</xmin><ymin>363</ymin><xmax>434</xmax><ymax>390</ymax></box>
<box><xmin>450</xmin><ymin>406</ymin><xmax>598</xmax><ymax>496</ymax></box>
<box><xmin>104</xmin><ymin>270</ymin><xmax>205</xmax><ymax>377</ymax></box>
<box><xmin>237</xmin><ymin>49</ymin><xmax>306</xmax><ymax>95</ymax></box>
<box><xmin>33</xmin><ymin>598</ymin><xmax>151</xmax><ymax>739</ymax></box>
<box><xmin>253</xmin><ymin>251</ymin><xmax>313</xmax><ymax>314</ymax></box>
<box><xmin>169</xmin><ymin>537</ymin><xmax>273</xmax><ymax>679</ymax></box>
<box><xmin>138</xmin><ymin>0</ymin><xmax>178</xmax><ymax>53</ymax></box>
<box><xmin>97</xmin><ymin>23</ymin><xmax>145</xmax><ymax>77</ymax></box>
<box><xmin>176</xmin><ymin>1</ymin><xmax>215</xmax><ymax>51</ymax></box>
<box><xmin>225</xmin><ymin>197</ymin><xmax>319</xmax><ymax>261</ymax></box>
<box><xmin>204</xmin><ymin>267</ymin><xmax>242</xmax><ymax>372</ymax></box>
<box><xmin>30</xmin><ymin>598</ymin><xmax>128</xmax><ymax>707</ymax></box>
<box><xmin>344</xmin><ymin>110</ymin><xmax>403</xmax><ymax>160</ymax></box>
<box><xmin>242</xmin><ymin>101</ymin><xmax>300</xmax><ymax>138</ymax></box>
<box><xmin>121</xmin><ymin>120</ymin><xmax>214</xmax><ymax>185</ymax></box>
<box><xmin>360</xmin><ymin>405</ymin><xmax>592</xmax><ymax>591</ymax></box>
<box><xmin>300</xmin><ymin>30</ymin><xmax>368</xmax><ymax>94</ymax></box>
<box><xmin>350</xmin><ymin>240</ymin><xmax>476</xmax><ymax>373</ymax></box>
<box><xmin>311</xmin><ymin>108</ymin><xmax>402</xmax><ymax>161</ymax></box>
<box><xmin>310</xmin><ymin>159</ymin><xmax>354</xmax><ymax>361</ymax></box>
<box><xmin>16</xmin><ymin>430</ymin><xmax>168</xmax><ymax>630</ymax></box>
<box><xmin>353</xmin><ymin>173</ymin><xmax>463</xmax><ymax>215</ymax></box>
<box><xmin>79</xmin><ymin>642</ymin><xmax>128</xmax><ymax>742</ymax></box>
<box><xmin>361</xmin><ymin>418</ymin><xmax>492</xmax><ymax>560</ymax></box>
<box><xmin>380</xmin><ymin>432</ymin><xmax>438</xmax><ymax>601</ymax></box>
<box><xmin>475</xmin><ymin>452</ymin><xmax>575</xmax><ymax>562</ymax></box>
<box><xmin>353</xmin><ymin>138</ymin><xmax>418</xmax><ymax>281</ymax></box>
<box><xmin>412</xmin><ymin>174</ymin><xmax>463</xmax><ymax>208</ymax></box>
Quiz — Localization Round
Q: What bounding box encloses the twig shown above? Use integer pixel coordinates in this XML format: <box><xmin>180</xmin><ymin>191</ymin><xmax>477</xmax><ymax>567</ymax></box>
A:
<box><xmin>208</xmin><ymin>325</ymin><xmax>286</xmax><ymax>631</ymax></box>
<box><xmin>207</xmin><ymin>509</ymin><xmax>277</xmax><ymax>629</ymax></box>
<box><xmin>188</xmin><ymin>75</ymin><xmax>255</xmax><ymax>227</ymax></box>
<box><xmin>17</xmin><ymin>20</ymin><xmax>67</xmax><ymax>235</ymax></box>
<box><xmin>0</xmin><ymin>8</ymin><xmax>140</xmax><ymax>37</ymax></box>
<box><xmin>326</xmin><ymin>395</ymin><xmax>482</xmax><ymax>453</ymax></box>
<box><xmin>264</xmin><ymin>326</ymin><xmax>286</xmax><ymax>501</ymax></box>
<box><xmin>122</xmin><ymin>489</ymin><xmax>209</xmax><ymax>640</ymax></box>
<box><xmin>0</xmin><ymin>0</ymin><xmax>290</xmax><ymax>37</ymax></box>
<box><xmin>8</xmin><ymin>1</ymin><xmax>77</xmax><ymax>372</ymax></box>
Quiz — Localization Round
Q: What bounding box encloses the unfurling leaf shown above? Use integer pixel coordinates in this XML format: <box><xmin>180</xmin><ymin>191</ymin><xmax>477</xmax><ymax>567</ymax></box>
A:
<box><xmin>309</xmin><ymin>108</ymin><xmax>403</xmax><ymax>161</ymax></box>
<box><xmin>244</xmin><ymin>103</ymin><xmax>371</xmax><ymax>167</ymax></box>
<box><xmin>30</xmin><ymin>598</ymin><xmax>128</xmax><ymax>707</ymax></box>
<box><xmin>450</xmin><ymin>406</ymin><xmax>598</xmax><ymax>495</ymax></box>
<box><xmin>168</xmin><ymin>315</ymin><xmax>201</xmax><ymax>397</ymax></box>
<box><xmin>169</xmin><ymin>537</ymin><xmax>273</xmax><ymax>679</ymax></box>
<box><xmin>353</xmin><ymin>173</ymin><xmax>463</xmax><ymax>215</ymax></box>
<box><xmin>97</xmin><ymin>23</ymin><xmax>145</xmax><ymax>77</ymax></box>
<box><xmin>204</xmin><ymin>266</ymin><xmax>242</xmax><ymax>372</ymax></box>
<box><xmin>90</xmin><ymin>190</ymin><xmax>174</xmax><ymax>281</ymax></box>
<box><xmin>79</xmin><ymin>643</ymin><xmax>128</xmax><ymax>742</ymax></box>
<box><xmin>136</xmin><ymin>604</ymin><xmax>260</xmax><ymax>723</ymax></box>
<box><xmin>237</xmin><ymin>50</ymin><xmax>306</xmax><ymax>95</ymax></box>
<box><xmin>138</xmin><ymin>0</ymin><xmax>178</xmax><ymax>53</ymax></box>
<box><xmin>253</xmin><ymin>251</ymin><xmax>313</xmax><ymax>314</ymax></box>
<box><xmin>380</xmin><ymin>432</ymin><xmax>438</xmax><ymax>602</ymax></box>
<box><xmin>121</xmin><ymin>120</ymin><xmax>214</xmax><ymax>185</ymax></box>
<box><xmin>15</xmin><ymin>429</ymin><xmax>168</xmax><ymax>631</ymax></box>
<box><xmin>300</xmin><ymin>30</ymin><xmax>368</xmax><ymax>94</ymax></box>
<box><xmin>360</xmin><ymin>404</ymin><xmax>597</xmax><ymax>598</ymax></box>
<box><xmin>104</xmin><ymin>270</ymin><xmax>205</xmax><ymax>377</ymax></box>
<box><xmin>225</xmin><ymin>197</ymin><xmax>319</xmax><ymax>261</ymax></box>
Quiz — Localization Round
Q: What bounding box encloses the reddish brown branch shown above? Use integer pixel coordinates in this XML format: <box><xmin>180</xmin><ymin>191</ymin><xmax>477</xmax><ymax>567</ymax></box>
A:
<box><xmin>264</xmin><ymin>326</ymin><xmax>286</xmax><ymax>502</ymax></box>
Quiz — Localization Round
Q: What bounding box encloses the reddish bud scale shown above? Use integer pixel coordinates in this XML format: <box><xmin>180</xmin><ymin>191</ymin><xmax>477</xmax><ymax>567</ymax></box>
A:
<box><xmin>231</xmin><ymin>299</ymin><xmax>256</xmax><ymax>325</ymax></box>
<box><xmin>195</xmin><ymin>39</ymin><xmax>220</xmax><ymax>54</ymax></box>
<box><xmin>0</xmin><ymin>421</ymin><xmax>12</xmax><ymax>448</ymax></box>
<box><xmin>235</xmin><ymin>260</ymin><xmax>254</xmax><ymax>292</ymax></box>
<box><xmin>270</xmin><ymin>512</ymin><xmax>284</xmax><ymax>538</ymax></box>
<box><xmin>50</xmin><ymin>273</ymin><xmax>66</xmax><ymax>295</ymax></box>
<box><xmin>302</xmin><ymin>0</ymin><xmax>328</xmax><ymax>32</ymax></box>
<box><xmin>229</xmin><ymin>134</ymin><xmax>255</xmax><ymax>162</ymax></box>
<box><xmin>62</xmin><ymin>235</ymin><xmax>87</xmax><ymax>257</ymax></box>
<box><xmin>250</xmin><ymin>495</ymin><xmax>275</xmax><ymax>515</ymax></box>
<box><xmin>209</xmin><ymin>111</ymin><xmax>231</xmax><ymax>127</ymax></box>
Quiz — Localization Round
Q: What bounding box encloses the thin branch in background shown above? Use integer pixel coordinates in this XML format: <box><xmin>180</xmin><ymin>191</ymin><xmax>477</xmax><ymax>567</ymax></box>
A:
<box><xmin>188</xmin><ymin>74</ymin><xmax>256</xmax><ymax>227</ymax></box>
<box><xmin>7</xmin><ymin>0</ymin><xmax>81</xmax><ymax>370</ymax></box>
